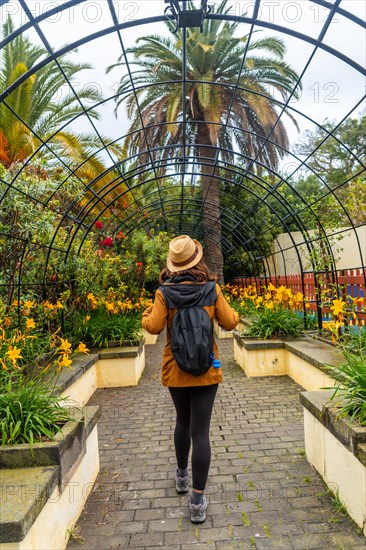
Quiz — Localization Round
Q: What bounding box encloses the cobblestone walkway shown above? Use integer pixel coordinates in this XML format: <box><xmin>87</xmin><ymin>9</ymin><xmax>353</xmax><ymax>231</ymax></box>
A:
<box><xmin>67</xmin><ymin>335</ymin><xmax>366</xmax><ymax>550</ymax></box>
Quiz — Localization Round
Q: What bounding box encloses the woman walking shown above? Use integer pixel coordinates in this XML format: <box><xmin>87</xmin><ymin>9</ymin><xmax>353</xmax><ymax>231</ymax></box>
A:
<box><xmin>142</xmin><ymin>235</ymin><xmax>239</xmax><ymax>523</ymax></box>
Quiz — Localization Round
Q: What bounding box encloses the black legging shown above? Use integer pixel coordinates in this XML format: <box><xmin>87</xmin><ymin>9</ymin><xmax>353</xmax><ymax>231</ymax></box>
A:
<box><xmin>168</xmin><ymin>384</ymin><xmax>218</xmax><ymax>491</ymax></box>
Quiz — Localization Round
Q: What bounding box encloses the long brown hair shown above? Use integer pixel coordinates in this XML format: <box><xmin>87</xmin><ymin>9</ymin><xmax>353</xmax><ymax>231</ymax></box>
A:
<box><xmin>160</xmin><ymin>259</ymin><xmax>217</xmax><ymax>284</ymax></box>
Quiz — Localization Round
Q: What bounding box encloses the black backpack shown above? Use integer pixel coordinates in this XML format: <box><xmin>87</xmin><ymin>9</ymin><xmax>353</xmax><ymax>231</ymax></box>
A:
<box><xmin>160</xmin><ymin>281</ymin><xmax>217</xmax><ymax>376</ymax></box>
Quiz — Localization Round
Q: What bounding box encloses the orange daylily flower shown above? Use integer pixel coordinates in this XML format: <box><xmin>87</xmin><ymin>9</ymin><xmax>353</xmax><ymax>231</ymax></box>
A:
<box><xmin>59</xmin><ymin>337</ymin><xmax>72</xmax><ymax>354</ymax></box>
<box><xmin>25</xmin><ymin>318</ymin><xmax>36</xmax><ymax>330</ymax></box>
<box><xmin>6</xmin><ymin>346</ymin><xmax>23</xmax><ymax>364</ymax></box>
<box><xmin>330</xmin><ymin>299</ymin><xmax>346</xmax><ymax>317</ymax></box>
<box><xmin>77</xmin><ymin>343</ymin><xmax>89</xmax><ymax>354</ymax></box>
<box><xmin>57</xmin><ymin>354</ymin><xmax>73</xmax><ymax>370</ymax></box>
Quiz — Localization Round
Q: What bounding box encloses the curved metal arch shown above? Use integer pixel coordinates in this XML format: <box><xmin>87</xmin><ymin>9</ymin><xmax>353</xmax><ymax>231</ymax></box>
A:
<box><xmin>57</xmin><ymin>149</ymin><xmax>310</xmax><ymax>246</ymax></box>
<box><xmin>62</xmin><ymin>161</ymin><xmax>310</xmax><ymax>284</ymax></box>
<box><xmin>0</xmin><ymin>0</ymin><xmax>365</xmax><ymax>306</ymax></box>
<box><xmin>76</xmin><ymin>195</ymin><xmax>281</xmax><ymax>276</ymax></box>
<box><xmin>1</xmin><ymin>6</ymin><xmax>364</xmax><ymax>108</ymax></box>
<box><xmin>52</xmin><ymin>141</ymin><xmax>332</xmax><ymax>290</ymax></box>
<box><xmin>5</xmin><ymin>73</ymin><xmax>365</xmax><ymax>193</ymax></box>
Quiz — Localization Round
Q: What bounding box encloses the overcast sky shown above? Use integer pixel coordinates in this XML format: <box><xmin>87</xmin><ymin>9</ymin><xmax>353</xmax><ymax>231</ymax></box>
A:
<box><xmin>1</xmin><ymin>0</ymin><xmax>365</xmax><ymax>172</ymax></box>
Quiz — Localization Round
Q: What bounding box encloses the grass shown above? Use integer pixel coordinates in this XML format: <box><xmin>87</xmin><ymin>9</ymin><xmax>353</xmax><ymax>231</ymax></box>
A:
<box><xmin>330</xmin><ymin>490</ymin><xmax>348</xmax><ymax>515</ymax></box>
<box><xmin>66</xmin><ymin>525</ymin><xmax>84</xmax><ymax>542</ymax></box>
<box><xmin>66</xmin><ymin>310</ymin><xmax>141</xmax><ymax>349</ymax></box>
<box><xmin>237</xmin><ymin>491</ymin><xmax>244</xmax><ymax>502</ymax></box>
<box><xmin>255</xmin><ymin>499</ymin><xmax>263</xmax><ymax>512</ymax></box>
<box><xmin>0</xmin><ymin>372</ymin><xmax>73</xmax><ymax>447</ymax></box>
<box><xmin>247</xmin><ymin>307</ymin><xmax>304</xmax><ymax>338</ymax></box>
<box><xmin>317</xmin><ymin>486</ymin><xmax>349</xmax><ymax>520</ymax></box>
<box><xmin>325</xmin><ymin>347</ymin><xmax>366</xmax><ymax>425</ymax></box>
<box><xmin>263</xmin><ymin>524</ymin><xmax>271</xmax><ymax>537</ymax></box>
<box><xmin>242</xmin><ymin>512</ymin><xmax>250</xmax><ymax>526</ymax></box>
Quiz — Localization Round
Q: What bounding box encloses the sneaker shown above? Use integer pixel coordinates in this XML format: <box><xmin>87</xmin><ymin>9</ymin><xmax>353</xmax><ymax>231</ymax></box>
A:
<box><xmin>175</xmin><ymin>474</ymin><xmax>189</xmax><ymax>494</ymax></box>
<box><xmin>189</xmin><ymin>496</ymin><xmax>208</xmax><ymax>524</ymax></box>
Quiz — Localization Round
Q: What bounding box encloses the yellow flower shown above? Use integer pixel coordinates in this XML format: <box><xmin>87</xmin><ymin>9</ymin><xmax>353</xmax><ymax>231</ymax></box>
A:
<box><xmin>330</xmin><ymin>299</ymin><xmax>346</xmax><ymax>317</ymax></box>
<box><xmin>265</xmin><ymin>302</ymin><xmax>274</xmax><ymax>310</ymax></box>
<box><xmin>255</xmin><ymin>296</ymin><xmax>263</xmax><ymax>309</ymax></box>
<box><xmin>42</xmin><ymin>300</ymin><xmax>54</xmax><ymax>310</ymax></box>
<box><xmin>59</xmin><ymin>337</ymin><xmax>72</xmax><ymax>354</ymax></box>
<box><xmin>6</xmin><ymin>346</ymin><xmax>23</xmax><ymax>364</ymax></box>
<box><xmin>77</xmin><ymin>342</ymin><xmax>89</xmax><ymax>354</ymax></box>
<box><xmin>55</xmin><ymin>301</ymin><xmax>64</xmax><ymax>310</ymax></box>
<box><xmin>25</xmin><ymin>318</ymin><xmax>36</xmax><ymax>330</ymax></box>
<box><xmin>85</xmin><ymin>315</ymin><xmax>91</xmax><ymax>322</ymax></box>
<box><xmin>57</xmin><ymin>354</ymin><xmax>73</xmax><ymax>369</ymax></box>
<box><xmin>0</xmin><ymin>358</ymin><xmax>7</xmax><ymax>370</ymax></box>
<box><xmin>24</xmin><ymin>300</ymin><xmax>35</xmax><ymax>309</ymax></box>
<box><xmin>105</xmin><ymin>302</ymin><xmax>115</xmax><ymax>312</ymax></box>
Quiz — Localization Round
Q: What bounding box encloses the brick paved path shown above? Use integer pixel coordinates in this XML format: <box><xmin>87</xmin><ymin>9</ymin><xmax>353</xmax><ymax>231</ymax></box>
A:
<box><xmin>67</xmin><ymin>335</ymin><xmax>366</xmax><ymax>550</ymax></box>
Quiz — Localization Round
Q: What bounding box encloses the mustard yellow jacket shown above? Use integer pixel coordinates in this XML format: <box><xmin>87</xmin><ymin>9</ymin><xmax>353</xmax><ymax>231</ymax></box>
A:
<box><xmin>142</xmin><ymin>283</ymin><xmax>239</xmax><ymax>387</ymax></box>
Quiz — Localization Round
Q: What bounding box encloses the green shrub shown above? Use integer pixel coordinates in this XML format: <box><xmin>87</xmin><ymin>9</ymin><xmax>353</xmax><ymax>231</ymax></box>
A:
<box><xmin>66</xmin><ymin>310</ymin><xmax>142</xmax><ymax>348</ymax></box>
<box><xmin>246</xmin><ymin>307</ymin><xmax>304</xmax><ymax>338</ymax></box>
<box><xmin>0</xmin><ymin>372</ymin><xmax>72</xmax><ymax>446</ymax></box>
<box><xmin>339</xmin><ymin>328</ymin><xmax>366</xmax><ymax>353</ymax></box>
<box><xmin>326</xmin><ymin>347</ymin><xmax>366</xmax><ymax>425</ymax></box>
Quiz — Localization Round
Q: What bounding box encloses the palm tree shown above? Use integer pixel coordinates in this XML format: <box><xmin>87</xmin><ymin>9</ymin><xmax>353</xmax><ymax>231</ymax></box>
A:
<box><xmin>107</xmin><ymin>0</ymin><xmax>300</xmax><ymax>281</ymax></box>
<box><xmin>0</xmin><ymin>17</ymin><xmax>122</xmax><ymax>175</ymax></box>
<box><xmin>0</xmin><ymin>16</ymin><xmax>129</xmax><ymax>209</ymax></box>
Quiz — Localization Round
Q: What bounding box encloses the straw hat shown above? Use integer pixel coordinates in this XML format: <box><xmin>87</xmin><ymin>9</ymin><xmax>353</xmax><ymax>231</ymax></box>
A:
<box><xmin>166</xmin><ymin>235</ymin><xmax>203</xmax><ymax>272</ymax></box>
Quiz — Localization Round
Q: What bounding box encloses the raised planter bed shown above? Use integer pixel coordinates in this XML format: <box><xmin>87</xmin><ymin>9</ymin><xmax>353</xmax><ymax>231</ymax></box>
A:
<box><xmin>54</xmin><ymin>338</ymin><xmax>146</xmax><ymax>407</ymax></box>
<box><xmin>233</xmin><ymin>332</ymin><xmax>340</xmax><ymax>390</ymax></box>
<box><xmin>0</xmin><ymin>405</ymin><xmax>100</xmax><ymax>549</ymax></box>
<box><xmin>97</xmin><ymin>339</ymin><xmax>145</xmax><ymax>388</ymax></box>
<box><xmin>300</xmin><ymin>391</ymin><xmax>366</xmax><ymax>536</ymax></box>
<box><xmin>214</xmin><ymin>318</ymin><xmax>245</xmax><ymax>339</ymax></box>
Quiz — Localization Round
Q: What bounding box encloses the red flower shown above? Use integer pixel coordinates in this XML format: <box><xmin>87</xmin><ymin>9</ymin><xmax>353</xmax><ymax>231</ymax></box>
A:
<box><xmin>116</xmin><ymin>231</ymin><xmax>126</xmax><ymax>240</ymax></box>
<box><xmin>136</xmin><ymin>262</ymin><xmax>143</xmax><ymax>268</ymax></box>
<box><xmin>101</xmin><ymin>237</ymin><xmax>113</xmax><ymax>247</ymax></box>
<box><xmin>95</xmin><ymin>221</ymin><xmax>103</xmax><ymax>229</ymax></box>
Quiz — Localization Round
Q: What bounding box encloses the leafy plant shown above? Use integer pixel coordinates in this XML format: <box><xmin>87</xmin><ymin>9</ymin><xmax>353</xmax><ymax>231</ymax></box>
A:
<box><xmin>246</xmin><ymin>307</ymin><xmax>304</xmax><ymax>338</ymax></box>
<box><xmin>66</xmin><ymin>309</ymin><xmax>142</xmax><ymax>348</ymax></box>
<box><xmin>326</xmin><ymin>347</ymin><xmax>366</xmax><ymax>425</ymax></box>
<box><xmin>339</xmin><ymin>328</ymin><xmax>366</xmax><ymax>353</ymax></box>
<box><xmin>0</xmin><ymin>371</ymin><xmax>72</xmax><ymax>446</ymax></box>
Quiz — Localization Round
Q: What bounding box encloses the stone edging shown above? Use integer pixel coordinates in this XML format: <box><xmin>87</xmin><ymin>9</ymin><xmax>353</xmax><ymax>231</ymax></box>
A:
<box><xmin>300</xmin><ymin>391</ymin><xmax>366</xmax><ymax>466</ymax></box>
<box><xmin>300</xmin><ymin>390</ymin><xmax>366</xmax><ymax>537</ymax></box>
<box><xmin>233</xmin><ymin>332</ymin><xmax>344</xmax><ymax>377</ymax></box>
<box><xmin>0</xmin><ymin>405</ymin><xmax>100</xmax><ymax>545</ymax></box>
<box><xmin>52</xmin><ymin>339</ymin><xmax>145</xmax><ymax>397</ymax></box>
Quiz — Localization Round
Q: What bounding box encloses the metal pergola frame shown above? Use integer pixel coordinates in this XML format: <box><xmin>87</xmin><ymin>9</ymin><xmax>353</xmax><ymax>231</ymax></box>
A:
<box><xmin>0</xmin><ymin>0</ymin><xmax>365</xmax><ymax>326</ymax></box>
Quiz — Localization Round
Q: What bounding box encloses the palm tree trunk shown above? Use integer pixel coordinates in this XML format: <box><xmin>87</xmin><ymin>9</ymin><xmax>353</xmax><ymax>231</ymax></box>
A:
<box><xmin>197</xmin><ymin>121</ymin><xmax>224</xmax><ymax>283</ymax></box>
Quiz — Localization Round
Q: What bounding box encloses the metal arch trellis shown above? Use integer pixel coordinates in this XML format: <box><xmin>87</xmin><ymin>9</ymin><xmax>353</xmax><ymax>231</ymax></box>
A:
<box><xmin>0</xmin><ymin>0</ymin><xmax>365</xmax><ymax>328</ymax></box>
